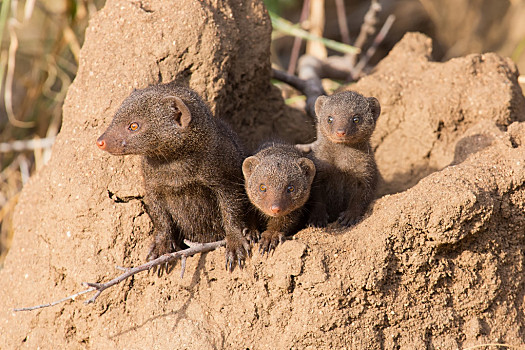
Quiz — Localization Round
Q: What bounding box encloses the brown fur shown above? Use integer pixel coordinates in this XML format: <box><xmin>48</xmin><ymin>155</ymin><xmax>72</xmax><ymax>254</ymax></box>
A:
<box><xmin>97</xmin><ymin>83</ymin><xmax>254</xmax><ymax>270</ymax></box>
<box><xmin>297</xmin><ymin>90</ymin><xmax>381</xmax><ymax>227</ymax></box>
<box><xmin>242</xmin><ymin>143</ymin><xmax>315</xmax><ymax>253</ymax></box>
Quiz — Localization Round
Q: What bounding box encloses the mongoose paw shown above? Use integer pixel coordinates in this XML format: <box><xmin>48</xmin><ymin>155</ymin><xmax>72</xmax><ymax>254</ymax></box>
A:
<box><xmin>259</xmin><ymin>230</ymin><xmax>285</xmax><ymax>257</ymax></box>
<box><xmin>243</xmin><ymin>227</ymin><xmax>261</xmax><ymax>244</ymax></box>
<box><xmin>308</xmin><ymin>211</ymin><xmax>328</xmax><ymax>228</ymax></box>
<box><xmin>295</xmin><ymin>143</ymin><xmax>313</xmax><ymax>154</ymax></box>
<box><xmin>146</xmin><ymin>240</ymin><xmax>172</xmax><ymax>261</ymax></box>
<box><xmin>146</xmin><ymin>239</ymin><xmax>178</xmax><ymax>276</ymax></box>
<box><xmin>337</xmin><ymin>211</ymin><xmax>362</xmax><ymax>227</ymax></box>
<box><xmin>225</xmin><ymin>236</ymin><xmax>251</xmax><ymax>272</ymax></box>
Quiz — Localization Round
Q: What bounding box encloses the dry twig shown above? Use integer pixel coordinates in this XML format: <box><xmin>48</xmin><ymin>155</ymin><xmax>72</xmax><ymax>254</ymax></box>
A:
<box><xmin>287</xmin><ymin>0</ymin><xmax>310</xmax><ymax>74</ymax></box>
<box><xmin>347</xmin><ymin>0</ymin><xmax>382</xmax><ymax>67</ymax></box>
<box><xmin>14</xmin><ymin>239</ymin><xmax>226</xmax><ymax>311</ymax></box>
<box><xmin>307</xmin><ymin>0</ymin><xmax>327</xmax><ymax>59</ymax></box>
<box><xmin>0</xmin><ymin>137</ymin><xmax>55</xmax><ymax>153</ymax></box>
<box><xmin>351</xmin><ymin>14</ymin><xmax>395</xmax><ymax>79</ymax></box>
<box><xmin>335</xmin><ymin>0</ymin><xmax>350</xmax><ymax>45</ymax></box>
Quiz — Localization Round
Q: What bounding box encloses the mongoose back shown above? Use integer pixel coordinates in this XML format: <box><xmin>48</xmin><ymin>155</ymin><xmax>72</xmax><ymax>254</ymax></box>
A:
<box><xmin>242</xmin><ymin>142</ymin><xmax>315</xmax><ymax>253</ymax></box>
<box><xmin>297</xmin><ymin>90</ymin><xmax>380</xmax><ymax>227</ymax></box>
<box><xmin>96</xmin><ymin>83</ymin><xmax>252</xmax><ymax>270</ymax></box>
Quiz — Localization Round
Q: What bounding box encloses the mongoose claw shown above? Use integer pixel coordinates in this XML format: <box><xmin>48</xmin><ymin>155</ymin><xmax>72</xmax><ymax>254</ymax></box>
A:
<box><xmin>243</xmin><ymin>227</ymin><xmax>260</xmax><ymax>244</ymax></box>
<box><xmin>146</xmin><ymin>238</ymin><xmax>179</xmax><ymax>275</ymax></box>
<box><xmin>258</xmin><ymin>231</ymin><xmax>284</xmax><ymax>257</ymax></box>
<box><xmin>225</xmin><ymin>236</ymin><xmax>251</xmax><ymax>272</ymax></box>
<box><xmin>337</xmin><ymin>211</ymin><xmax>362</xmax><ymax>227</ymax></box>
<box><xmin>308</xmin><ymin>211</ymin><xmax>328</xmax><ymax>228</ymax></box>
<box><xmin>146</xmin><ymin>238</ymin><xmax>174</xmax><ymax>262</ymax></box>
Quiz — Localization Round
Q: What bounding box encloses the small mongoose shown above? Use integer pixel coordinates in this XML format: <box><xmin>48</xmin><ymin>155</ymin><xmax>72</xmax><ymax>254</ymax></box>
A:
<box><xmin>96</xmin><ymin>83</ymin><xmax>254</xmax><ymax>270</ymax></box>
<box><xmin>296</xmin><ymin>90</ymin><xmax>381</xmax><ymax>227</ymax></box>
<box><xmin>242</xmin><ymin>142</ymin><xmax>315</xmax><ymax>253</ymax></box>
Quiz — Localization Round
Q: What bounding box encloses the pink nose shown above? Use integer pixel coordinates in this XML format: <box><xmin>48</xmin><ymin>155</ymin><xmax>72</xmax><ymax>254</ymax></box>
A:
<box><xmin>96</xmin><ymin>139</ymin><xmax>106</xmax><ymax>150</ymax></box>
<box><xmin>336</xmin><ymin>130</ymin><xmax>346</xmax><ymax>137</ymax></box>
<box><xmin>270</xmin><ymin>204</ymin><xmax>281</xmax><ymax>214</ymax></box>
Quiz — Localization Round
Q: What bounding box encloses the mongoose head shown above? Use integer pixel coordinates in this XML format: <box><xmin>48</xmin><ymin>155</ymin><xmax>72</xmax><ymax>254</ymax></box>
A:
<box><xmin>315</xmin><ymin>91</ymin><xmax>381</xmax><ymax>146</ymax></box>
<box><xmin>96</xmin><ymin>85</ymin><xmax>209</xmax><ymax>158</ymax></box>
<box><xmin>242</xmin><ymin>152</ymin><xmax>315</xmax><ymax>218</ymax></box>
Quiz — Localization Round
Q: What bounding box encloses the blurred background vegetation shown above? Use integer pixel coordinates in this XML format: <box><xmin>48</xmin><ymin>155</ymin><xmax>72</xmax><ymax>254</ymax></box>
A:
<box><xmin>1</xmin><ymin>0</ymin><xmax>524</xmax><ymax>267</ymax></box>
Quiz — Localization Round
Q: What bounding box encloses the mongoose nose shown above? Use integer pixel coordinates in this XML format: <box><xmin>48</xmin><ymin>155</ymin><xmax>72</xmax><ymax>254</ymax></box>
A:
<box><xmin>336</xmin><ymin>130</ymin><xmax>346</xmax><ymax>137</ymax></box>
<box><xmin>96</xmin><ymin>138</ymin><xmax>106</xmax><ymax>150</ymax></box>
<box><xmin>270</xmin><ymin>204</ymin><xmax>281</xmax><ymax>214</ymax></box>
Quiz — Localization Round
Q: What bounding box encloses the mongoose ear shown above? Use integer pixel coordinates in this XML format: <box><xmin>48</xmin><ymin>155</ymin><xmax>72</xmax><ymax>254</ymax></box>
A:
<box><xmin>314</xmin><ymin>95</ymin><xmax>328</xmax><ymax>118</ymax></box>
<box><xmin>162</xmin><ymin>96</ymin><xmax>192</xmax><ymax>128</ymax></box>
<box><xmin>368</xmin><ymin>97</ymin><xmax>381</xmax><ymax>122</ymax></box>
<box><xmin>242</xmin><ymin>156</ymin><xmax>260</xmax><ymax>179</ymax></box>
<box><xmin>297</xmin><ymin>157</ymin><xmax>316</xmax><ymax>184</ymax></box>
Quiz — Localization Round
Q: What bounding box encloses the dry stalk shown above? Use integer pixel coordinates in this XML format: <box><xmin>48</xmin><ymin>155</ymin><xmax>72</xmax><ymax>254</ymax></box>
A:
<box><xmin>335</xmin><ymin>0</ymin><xmax>350</xmax><ymax>45</ymax></box>
<box><xmin>351</xmin><ymin>14</ymin><xmax>395</xmax><ymax>79</ymax></box>
<box><xmin>306</xmin><ymin>0</ymin><xmax>327</xmax><ymax>59</ymax></box>
<box><xmin>4</xmin><ymin>0</ymin><xmax>36</xmax><ymax>128</ymax></box>
<box><xmin>287</xmin><ymin>0</ymin><xmax>311</xmax><ymax>74</ymax></box>
<box><xmin>347</xmin><ymin>0</ymin><xmax>382</xmax><ymax>67</ymax></box>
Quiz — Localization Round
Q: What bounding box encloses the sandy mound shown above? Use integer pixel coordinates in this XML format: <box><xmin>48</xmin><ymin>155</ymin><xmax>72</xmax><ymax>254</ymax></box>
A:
<box><xmin>1</xmin><ymin>1</ymin><xmax>524</xmax><ymax>349</ymax></box>
<box><xmin>351</xmin><ymin>32</ymin><xmax>525</xmax><ymax>195</ymax></box>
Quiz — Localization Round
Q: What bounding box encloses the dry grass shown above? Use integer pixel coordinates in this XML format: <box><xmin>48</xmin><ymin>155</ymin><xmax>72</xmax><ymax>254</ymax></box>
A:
<box><xmin>0</xmin><ymin>0</ymin><xmax>105</xmax><ymax>266</ymax></box>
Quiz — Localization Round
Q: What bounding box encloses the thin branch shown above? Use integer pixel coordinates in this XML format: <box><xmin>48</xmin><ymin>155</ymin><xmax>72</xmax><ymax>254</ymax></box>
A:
<box><xmin>352</xmin><ymin>14</ymin><xmax>395</xmax><ymax>78</ymax></box>
<box><xmin>0</xmin><ymin>137</ymin><xmax>55</xmax><ymax>153</ymax></box>
<box><xmin>83</xmin><ymin>239</ymin><xmax>225</xmax><ymax>304</ymax></box>
<box><xmin>347</xmin><ymin>0</ymin><xmax>382</xmax><ymax>67</ymax></box>
<box><xmin>353</xmin><ymin>0</ymin><xmax>381</xmax><ymax>50</ymax></box>
<box><xmin>13</xmin><ymin>239</ymin><xmax>226</xmax><ymax>311</ymax></box>
<box><xmin>287</xmin><ymin>0</ymin><xmax>310</xmax><ymax>75</ymax></box>
<box><xmin>13</xmin><ymin>288</ymin><xmax>95</xmax><ymax>312</ymax></box>
<box><xmin>335</xmin><ymin>0</ymin><xmax>351</xmax><ymax>45</ymax></box>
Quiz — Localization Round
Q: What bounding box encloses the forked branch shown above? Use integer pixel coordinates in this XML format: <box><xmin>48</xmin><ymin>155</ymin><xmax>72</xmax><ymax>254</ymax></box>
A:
<box><xmin>14</xmin><ymin>239</ymin><xmax>226</xmax><ymax>311</ymax></box>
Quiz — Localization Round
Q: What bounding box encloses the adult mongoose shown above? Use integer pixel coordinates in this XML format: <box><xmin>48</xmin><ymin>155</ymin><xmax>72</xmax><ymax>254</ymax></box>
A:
<box><xmin>97</xmin><ymin>83</ymin><xmax>254</xmax><ymax>270</ymax></box>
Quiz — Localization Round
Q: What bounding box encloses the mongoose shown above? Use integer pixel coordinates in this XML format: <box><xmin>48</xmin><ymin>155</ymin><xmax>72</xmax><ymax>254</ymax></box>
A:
<box><xmin>96</xmin><ymin>83</ymin><xmax>254</xmax><ymax>270</ymax></box>
<box><xmin>296</xmin><ymin>90</ymin><xmax>380</xmax><ymax>227</ymax></box>
<box><xmin>242</xmin><ymin>142</ymin><xmax>315</xmax><ymax>253</ymax></box>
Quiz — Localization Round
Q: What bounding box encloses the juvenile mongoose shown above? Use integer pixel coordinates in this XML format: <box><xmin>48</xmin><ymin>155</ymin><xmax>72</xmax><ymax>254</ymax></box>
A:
<box><xmin>96</xmin><ymin>83</ymin><xmax>254</xmax><ymax>270</ymax></box>
<box><xmin>296</xmin><ymin>90</ymin><xmax>381</xmax><ymax>227</ymax></box>
<box><xmin>242</xmin><ymin>142</ymin><xmax>315</xmax><ymax>253</ymax></box>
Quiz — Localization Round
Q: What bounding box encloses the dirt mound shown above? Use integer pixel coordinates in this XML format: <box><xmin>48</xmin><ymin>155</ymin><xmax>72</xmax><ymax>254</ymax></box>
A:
<box><xmin>1</xmin><ymin>1</ymin><xmax>525</xmax><ymax>349</ymax></box>
<box><xmin>351</xmin><ymin>32</ymin><xmax>525</xmax><ymax>195</ymax></box>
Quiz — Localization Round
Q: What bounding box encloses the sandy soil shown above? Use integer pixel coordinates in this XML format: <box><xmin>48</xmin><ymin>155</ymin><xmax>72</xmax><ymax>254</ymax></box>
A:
<box><xmin>1</xmin><ymin>1</ymin><xmax>524</xmax><ymax>349</ymax></box>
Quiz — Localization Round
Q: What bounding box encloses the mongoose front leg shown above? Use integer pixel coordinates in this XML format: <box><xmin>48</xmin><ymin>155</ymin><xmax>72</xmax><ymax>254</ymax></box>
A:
<box><xmin>216</xmin><ymin>188</ymin><xmax>251</xmax><ymax>271</ymax></box>
<box><xmin>337</xmin><ymin>190</ymin><xmax>367</xmax><ymax>227</ymax></box>
<box><xmin>144</xmin><ymin>194</ymin><xmax>181</xmax><ymax>261</ymax></box>
<box><xmin>295</xmin><ymin>140</ymin><xmax>319</xmax><ymax>154</ymax></box>
<box><xmin>337</xmin><ymin>209</ymin><xmax>362</xmax><ymax>227</ymax></box>
<box><xmin>307</xmin><ymin>185</ymin><xmax>329</xmax><ymax>227</ymax></box>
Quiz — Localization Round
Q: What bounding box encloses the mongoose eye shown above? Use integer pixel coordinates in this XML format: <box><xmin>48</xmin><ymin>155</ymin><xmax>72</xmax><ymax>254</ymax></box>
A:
<box><xmin>327</xmin><ymin>116</ymin><xmax>334</xmax><ymax>124</ymax></box>
<box><xmin>287</xmin><ymin>185</ymin><xmax>295</xmax><ymax>193</ymax></box>
<box><xmin>129</xmin><ymin>122</ymin><xmax>140</xmax><ymax>131</ymax></box>
<box><xmin>259</xmin><ymin>184</ymin><xmax>267</xmax><ymax>192</ymax></box>
<box><xmin>352</xmin><ymin>116</ymin><xmax>360</xmax><ymax>124</ymax></box>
